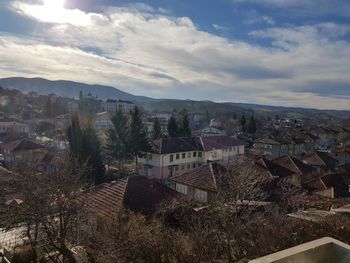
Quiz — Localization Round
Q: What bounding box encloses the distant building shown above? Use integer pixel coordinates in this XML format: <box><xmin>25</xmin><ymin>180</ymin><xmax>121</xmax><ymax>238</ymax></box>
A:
<box><xmin>2</xmin><ymin>139</ymin><xmax>46</xmax><ymax>166</ymax></box>
<box><xmin>95</xmin><ymin>112</ymin><xmax>113</xmax><ymax>130</ymax></box>
<box><xmin>0</xmin><ymin>121</ymin><xmax>29</xmax><ymax>136</ymax></box>
<box><xmin>102</xmin><ymin>99</ymin><xmax>135</xmax><ymax>114</ymax></box>
<box><xmin>254</xmin><ymin>138</ymin><xmax>291</xmax><ymax>159</ymax></box>
<box><xmin>331</xmin><ymin>147</ymin><xmax>350</xmax><ymax>166</ymax></box>
<box><xmin>67</xmin><ymin>100</ymin><xmax>79</xmax><ymax>113</ymax></box>
<box><xmin>200</xmin><ymin>127</ymin><xmax>225</xmax><ymax>137</ymax></box>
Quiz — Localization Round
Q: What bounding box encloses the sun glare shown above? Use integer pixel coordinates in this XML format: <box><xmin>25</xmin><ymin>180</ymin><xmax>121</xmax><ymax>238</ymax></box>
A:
<box><xmin>18</xmin><ymin>0</ymin><xmax>91</xmax><ymax>26</ymax></box>
<box><xmin>43</xmin><ymin>0</ymin><xmax>65</xmax><ymax>10</ymax></box>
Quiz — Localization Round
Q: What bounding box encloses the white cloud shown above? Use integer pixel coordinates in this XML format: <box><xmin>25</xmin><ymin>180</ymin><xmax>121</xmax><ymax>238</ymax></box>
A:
<box><xmin>1</xmin><ymin>2</ymin><xmax>350</xmax><ymax>109</ymax></box>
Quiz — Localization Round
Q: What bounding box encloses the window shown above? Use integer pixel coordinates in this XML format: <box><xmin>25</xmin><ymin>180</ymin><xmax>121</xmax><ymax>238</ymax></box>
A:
<box><xmin>176</xmin><ymin>183</ymin><xmax>188</xmax><ymax>195</ymax></box>
<box><xmin>193</xmin><ymin>152</ymin><xmax>197</xmax><ymax>157</ymax></box>
<box><xmin>187</xmin><ymin>164</ymin><xmax>191</xmax><ymax>169</ymax></box>
<box><xmin>198</xmin><ymin>152</ymin><xmax>202</xmax><ymax>157</ymax></box>
<box><xmin>182</xmin><ymin>153</ymin><xmax>186</xmax><ymax>159</ymax></box>
<box><xmin>175</xmin><ymin>166</ymin><xmax>179</xmax><ymax>171</ymax></box>
<box><xmin>194</xmin><ymin>189</ymin><xmax>208</xmax><ymax>203</ymax></box>
<box><xmin>176</xmin><ymin>153</ymin><xmax>180</xmax><ymax>159</ymax></box>
<box><xmin>181</xmin><ymin>165</ymin><xmax>185</xmax><ymax>170</ymax></box>
<box><xmin>192</xmin><ymin>163</ymin><xmax>196</xmax><ymax>169</ymax></box>
<box><xmin>188</xmin><ymin>152</ymin><xmax>191</xmax><ymax>158</ymax></box>
<box><xmin>170</xmin><ymin>155</ymin><xmax>174</xmax><ymax>162</ymax></box>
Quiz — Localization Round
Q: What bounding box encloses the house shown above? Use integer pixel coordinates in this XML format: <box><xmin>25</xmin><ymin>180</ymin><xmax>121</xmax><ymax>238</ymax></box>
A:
<box><xmin>200</xmin><ymin>136</ymin><xmax>245</xmax><ymax>165</ymax></box>
<box><xmin>138</xmin><ymin>137</ymin><xmax>204</xmax><ymax>179</ymax></box>
<box><xmin>301</xmin><ymin>151</ymin><xmax>338</xmax><ymax>174</ymax></box>
<box><xmin>85</xmin><ymin>176</ymin><xmax>179</xmax><ymax>219</ymax></box>
<box><xmin>271</xmin><ymin>155</ymin><xmax>316</xmax><ymax>185</ymax></box>
<box><xmin>171</xmin><ymin>163</ymin><xmax>220</xmax><ymax>203</ymax></box>
<box><xmin>2</xmin><ymin>139</ymin><xmax>46</xmax><ymax>166</ymax></box>
<box><xmin>0</xmin><ymin>121</ymin><xmax>29</xmax><ymax>136</ymax></box>
<box><xmin>102</xmin><ymin>99</ymin><xmax>135</xmax><ymax>114</ymax></box>
<box><xmin>200</xmin><ymin>127</ymin><xmax>225</xmax><ymax>137</ymax></box>
<box><xmin>254</xmin><ymin>138</ymin><xmax>291</xmax><ymax>159</ymax></box>
<box><xmin>138</xmin><ymin>136</ymin><xmax>245</xmax><ymax>179</ymax></box>
<box><xmin>95</xmin><ymin>112</ymin><xmax>113</xmax><ymax>130</ymax></box>
<box><xmin>330</xmin><ymin>147</ymin><xmax>350</xmax><ymax>166</ymax></box>
<box><xmin>303</xmin><ymin>173</ymin><xmax>349</xmax><ymax>198</ymax></box>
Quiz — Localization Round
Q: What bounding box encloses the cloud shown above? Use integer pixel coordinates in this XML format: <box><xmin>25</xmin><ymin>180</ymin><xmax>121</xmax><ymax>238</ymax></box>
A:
<box><xmin>1</xmin><ymin>2</ymin><xmax>350</xmax><ymax>109</ymax></box>
<box><xmin>232</xmin><ymin>0</ymin><xmax>350</xmax><ymax>18</ymax></box>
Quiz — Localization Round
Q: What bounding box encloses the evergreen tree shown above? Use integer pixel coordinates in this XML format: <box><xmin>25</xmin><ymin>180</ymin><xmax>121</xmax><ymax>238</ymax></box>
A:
<box><xmin>240</xmin><ymin>115</ymin><xmax>247</xmax><ymax>132</ymax></box>
<box><xmin>66</xmin><ymin>113</ymin><xmax>105</xmax><ymax>185</ymax></box>
<box><xmin>45</xmin><ymin>98</ymin><xmax>53</xmax><ymax>118</ymax></box>
<box><xmin>79</xmin><ymin>90</ymin><xmax>83</xmax><ymax>101</ymax></box>
<box><xmin>167</xmin><ymin>116</ymin><xmax>178</xmax><ymax>138</ymax></box>
<box><xmin>128</xmin><ymin>107</ymin><xmax>150</xmax><ymax>174</ymax></box>
<box><xmin>152</xmin><ymin>117</ymin><xmax>162</xmax><ymax>140</ymax></box>
<box><xmin>248</xmin><ymin>116</ymin><xmax>257</xmax><ymax>134</ymax></box>
<box><xmin>179</xmin><ymin>110</ymin><xmax>191</xmax><ymax>137</ymax></box>
<box><xmin>105</xmin><ymin>109</ymin><xmax>131</xmax><ymax>171</ymax></box>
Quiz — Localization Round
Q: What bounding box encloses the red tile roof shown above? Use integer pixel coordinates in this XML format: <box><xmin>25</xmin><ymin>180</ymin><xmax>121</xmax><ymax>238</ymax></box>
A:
<box><xmin>85</xmin><ymin>176</ymin><xmax>179</xmax><ymax>218</ymax></box>
<box><xmin>201</xmin><ymin>136</ymin><xmax>244</xmax><ymax>151</ymax></box>
<box><xmin>172</xmin><ymin>164</ymin><xmax>218</xmax><ymax>192</ymax></box>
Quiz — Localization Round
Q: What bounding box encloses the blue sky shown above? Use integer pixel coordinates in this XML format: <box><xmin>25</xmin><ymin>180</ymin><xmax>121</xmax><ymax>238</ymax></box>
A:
<box><xmin>0</xmin><ymin>0</ymin><xmax>350</xmax><ymax>109</ymax></box>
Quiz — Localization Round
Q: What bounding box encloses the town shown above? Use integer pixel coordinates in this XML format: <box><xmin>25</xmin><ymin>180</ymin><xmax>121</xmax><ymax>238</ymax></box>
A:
<box><xmin>0</xmin><ymin>84</ymin><xmax>349</xmax><ymax>262</ymax></box>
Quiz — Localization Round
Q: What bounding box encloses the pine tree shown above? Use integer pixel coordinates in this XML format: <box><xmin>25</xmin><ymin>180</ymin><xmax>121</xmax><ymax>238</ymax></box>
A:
<box><xmin>240</xmin><ymin>114</ymin><xmax>247</xmax><ymax>132</ymax></box>
<box><xmin>152</xmin><ymin>117</ymin><xmax>162</xmax><ymax>140</ymax></box>
<box><xmin>128</xmin><ymin>107</ymin><xmax>150</xmax><ymax>174</ymax></box>
<box><xmin>179</xmin><ymin>110</ymin><xmax>191</xmax><ymax>137</ymax></box>
<box><xmin>45</xmin><ymin>98</ymin><xmax>53</xmax><ymax>118</ymax></box>
<box><xmin>248</xmin><ymin>116</ymin><xmax>257</xmax><ymax>134</ymax></box>
<box><xmin>66</xmin><ymin>113</ymin><xmax>105</xmax><ymax>184</ymax></box>
<box><xmin>105</xmin><ymin>109</ymin><xmax>131</xmax><ymax>171</ymax></box>
<box><xmin>167</xmin><ymin>116</ymin><xmax>178</xmax><ymax>137</ymax></box>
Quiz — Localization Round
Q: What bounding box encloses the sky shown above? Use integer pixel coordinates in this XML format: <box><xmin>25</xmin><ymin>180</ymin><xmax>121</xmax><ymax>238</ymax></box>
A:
<box><xmin>0</xmin><ymin>0</ymin><xmax>350</xmax><ymax>110</ymax></box>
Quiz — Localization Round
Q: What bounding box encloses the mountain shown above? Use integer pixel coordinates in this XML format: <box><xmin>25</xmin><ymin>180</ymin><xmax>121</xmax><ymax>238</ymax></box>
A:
<box><xmin>0</xmin><ymin>77</ymin><xmax>154</xmax><ymax>102</ymax></box>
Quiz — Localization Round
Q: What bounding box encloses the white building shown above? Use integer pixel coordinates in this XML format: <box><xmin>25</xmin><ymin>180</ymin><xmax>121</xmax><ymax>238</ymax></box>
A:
<box><xmin>95</xmin><ymin>112</ymin><xmax>113</xmax><ymax>130</ymax></box>
<box><xmin>102</xmin><ymin>99</ymin><xmax>135</xmax><ymax>114</ymax></box>
<box><xmin>138</xmin><ymin>136</ymin><xmax>245</xmax><ymax>179</ymax></box>
<box><xmin>0</xmin><ymin>122</ymin><xmax>29</xmax><ymax>135</ymax></box>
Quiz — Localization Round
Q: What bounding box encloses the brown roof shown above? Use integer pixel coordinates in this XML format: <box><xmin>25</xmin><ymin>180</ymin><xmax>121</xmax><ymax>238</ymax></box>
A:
<box><xmin>302</xmin><ymin>151</ymin><xmax>337</xmax><ymax>168</ymax></box>
<box><xmin>273</xmin><ymin>155</ymin><xmax>314</xmax><ymax>176</ymax></box>
<box><xmin>4</xmin><ymin>139</ymin><xmax>46</xmax><ymax>152</ymax></box>
<box><xmin>200</xmin><ymin>136</ymin><xmax>244</xmax><ymax>151</ymax></box>
<box><xmin>256</xmin><ymin>157</ymin><xmax>295</xmax><ymax>178</ymax></box>
<box><xmin>331</xmin><ymin>147</ymin><xmax>350</xmax><ymax>154</ymax></box>
<box><xmin>172</xmin><ymin>164</ymin><xmax>218</xmax><ymax>192</ymax></box>
<box><xmin>85</xmin><ymin>176</ymin><xmax>179</xmax><ymax>218</ymax></box>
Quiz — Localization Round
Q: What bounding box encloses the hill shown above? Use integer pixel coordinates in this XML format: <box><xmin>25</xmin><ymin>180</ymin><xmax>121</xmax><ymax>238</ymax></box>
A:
<box><xmin>0</xmin><ymin>77</ymin><xmax>154</xmax><ymax>102</ymax></box>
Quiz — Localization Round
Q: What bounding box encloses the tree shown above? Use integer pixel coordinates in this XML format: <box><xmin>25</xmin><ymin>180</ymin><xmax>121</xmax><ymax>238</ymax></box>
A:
<box><xmin>179</xmin><ymin>110</ymin><xmax>191</xmax><ymax>137</ymax></box>
<box><xmin>81</xmin><ymin>122</ymin><xmax>105</xmax><ymax>185</ymax></box>
<box><xmin>5</xmin><ymin>158</ymin><xmax>87</xmax><ymax>263</ymax></box>
<box><xmin>167</xmin><ymin>116</ymin><xmax>178</xmax><ymax>138</ymax></box>
<box><xmin>128</xmin><ymin>106</ymin><xmax>150</xmax><ymax>174</ymax></box>
<box><xmin>105</xmin><ymin>109</ymin><xmax>131</xmax><ymax>172</ymax></box>
<box><xmin>79</xmin><ymin>90</ymin><xmax>83</xmax><ymax>101</ymax></box>
<box><xmin>66</xmin><ymin>113</ymin><xmax>105</xmax><ymax>184</ymax></box>
<box><xmin>247</xmin><ymin>116</ymin><xmax>257</xmax><ymax>134</ymax></box>
<box><xmin>45</xmin><ymin>97</ymin><xmax>53</xmax><ymax>118</ymax></box>
<box><xmin>240</xmin><ymin>115</ymin><xmax>246</xmax><ymax>132</ymax></box>
<box><xmin>152</xmin><ymin>117</ymin><xmax>162</xmax><ymax>140</ymax></box>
